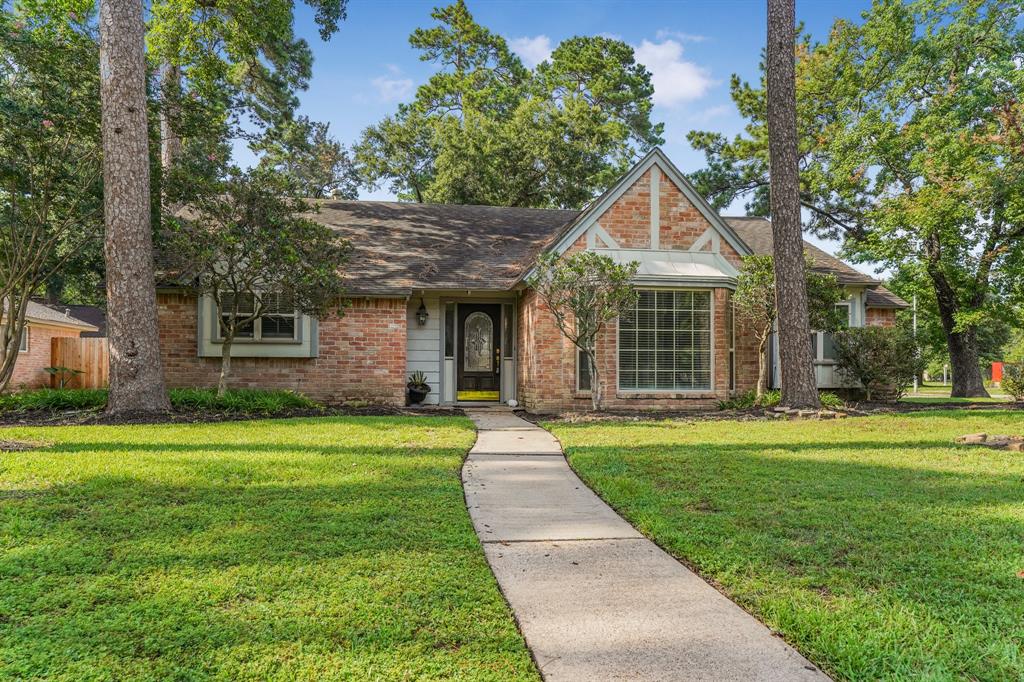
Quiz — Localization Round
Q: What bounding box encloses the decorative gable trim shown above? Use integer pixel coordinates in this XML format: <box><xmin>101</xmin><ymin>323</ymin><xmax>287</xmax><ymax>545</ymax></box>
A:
<box><xmin>586</xmin><ymin>223</ymin><xmax>620</xmax><ymax>250</ymax></box>
<box><xmin>689</xmin><ymin>227</ymin><xmax>720</xmax><ymax>253</ymax></box>
<box><xmin>544</xmin><ymin>148</ymin><xmax>753</xmax><ymax>261</ymax></box>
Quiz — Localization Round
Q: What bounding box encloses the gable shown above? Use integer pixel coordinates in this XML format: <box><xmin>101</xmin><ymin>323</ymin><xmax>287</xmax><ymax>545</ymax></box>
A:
<box><xmin>540</xmin><ymin>149</ymin><xmax>750</xmax><ymax>287</ymax></box>
<box><xmin>549</xmin><ymin>149</ymin><xmax>752</xmax><ymax>263</ymax></box>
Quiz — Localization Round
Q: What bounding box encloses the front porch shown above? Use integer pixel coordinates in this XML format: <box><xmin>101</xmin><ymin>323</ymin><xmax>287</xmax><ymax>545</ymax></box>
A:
<box><xmin>405</xmin><ymin>292</ymin><xmax>518</xmax><ymax>406</ymax></box>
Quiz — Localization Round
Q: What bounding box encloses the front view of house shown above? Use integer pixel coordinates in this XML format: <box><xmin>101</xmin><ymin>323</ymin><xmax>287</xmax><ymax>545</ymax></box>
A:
<box><xmin>155</xmin><ymin>150</ymin><xmax>907</xmax><ymax>411</ymax></box>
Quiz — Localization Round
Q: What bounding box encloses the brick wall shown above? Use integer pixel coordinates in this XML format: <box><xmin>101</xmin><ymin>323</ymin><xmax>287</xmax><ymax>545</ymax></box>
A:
<box><xmin>865</xmin><ymin>307</ymin><xmax>897</xmax><ymax>327</ymax></box>
<box><xmin>157</xmin><ymin>292</ymin><xmax>407</xmax><ymax>405</ymax></box>
<box><xmin>9</xmin><ymin>323</ymin><xmax>81</xmax><ymax>389</ymax></box>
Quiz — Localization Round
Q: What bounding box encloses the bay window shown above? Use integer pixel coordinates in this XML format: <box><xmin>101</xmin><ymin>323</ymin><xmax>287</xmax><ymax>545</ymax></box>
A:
<box><xmin>619</xmin><ymin>289</ymin><xmax>712</xmax><ymax>391</ymax></box>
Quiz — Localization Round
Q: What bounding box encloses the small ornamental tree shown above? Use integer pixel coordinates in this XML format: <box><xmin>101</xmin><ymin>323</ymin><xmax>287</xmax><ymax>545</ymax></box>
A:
<box><xmin>733</xmin><ymin>254</ymin><xmax>845</xmax><ymax>400</ymax></box>
<box><xmin>831</xmin><ymin>326</ymin><xmax>923</xmax><ymax>402</ymax></box>
<box><xmin>162</xmin><ymin>156</ymin><xmax>351</xmax><ymax>395</ymax></box>
<box><xmin>528</xmin><ymin>251</ymin><xmax>638</xmax><ymax>411</ymax></box>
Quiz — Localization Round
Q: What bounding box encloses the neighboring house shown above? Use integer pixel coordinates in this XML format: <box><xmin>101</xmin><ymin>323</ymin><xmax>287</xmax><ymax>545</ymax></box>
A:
<box><xmin>45</xmin><ymin>304</ymin><xmax>107</xmax><ymax>338</ymax></box>
<box><xmin>155</xmin><ymin>149</ymin><xmax>907</xmax><ymax>411</ymax></box>
<box><xmin>5</xmin><ymin>301</ymin><xmax>99</xmax><ymax>389</ymax></box>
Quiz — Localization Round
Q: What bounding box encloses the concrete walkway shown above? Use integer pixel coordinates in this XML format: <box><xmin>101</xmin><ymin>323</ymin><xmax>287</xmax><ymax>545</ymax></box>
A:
<box><xmin>462</xmin><ymin>409</ymin><xmax>829</xmax><ymax>681</ymax></box>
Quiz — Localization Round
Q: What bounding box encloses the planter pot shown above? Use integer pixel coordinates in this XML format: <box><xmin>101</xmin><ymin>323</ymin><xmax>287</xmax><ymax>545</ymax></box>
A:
<box><xmin>407</xmin><ymin>385</ymin><xmax>430</xmax><ymax>404</ymax></box>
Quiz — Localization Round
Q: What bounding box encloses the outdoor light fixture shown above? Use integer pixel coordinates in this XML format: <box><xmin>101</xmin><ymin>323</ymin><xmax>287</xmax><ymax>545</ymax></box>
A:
<box><xmin>416</xmin><ymin>298</ymin><xmax>429</xmax><ymax>326</ymax></box>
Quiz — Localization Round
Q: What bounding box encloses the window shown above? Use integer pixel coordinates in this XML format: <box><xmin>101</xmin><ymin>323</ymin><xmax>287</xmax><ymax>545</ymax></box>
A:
<box><xmin>814</xmin><ymin>303</ymin><xmax>850</xmax><ymax>362</ymax></box>
<box><xmin>444</xmin><ymin>303</ymin><xmax>455</xmax><ymax>358</ymax></box>
<box><xmin>218</xmin><ymin>292</ymin><xmax>298</xmax><ymax>342</ymax></box>
<box><xmin>619</xmin><ymin>290</ymin><xmax>712</xmax><ymax>391</ymax></box>
<box><xmin>19</xmin><ymin>326</ymin><xmax>28</xmax><ymax>353</ymax></box>
<box><xmin>577</xmin><ymin>348</ymin><xmax>592</xmax><ymax>391</ymax></box>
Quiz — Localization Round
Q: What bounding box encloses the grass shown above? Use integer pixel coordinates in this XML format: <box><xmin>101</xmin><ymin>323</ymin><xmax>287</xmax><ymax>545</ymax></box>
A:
<box><xmin>900</xmin><ymin>382</ymin><xmax>1012</xmax><ymax>404</ymax></box>
<box><xmin>546</xmin><ymin>411</ymin><xmax>1024</xmax><ymax>681</ymax></box>
<box><xmin>0</xmin><ymin>388</ymin><xmax>320</xmax><ymax>415</ymax></box>
<box><xmin>0</xmin><ymin>417</ymin><xmax>538</xmax><ymax>680</ymax></box>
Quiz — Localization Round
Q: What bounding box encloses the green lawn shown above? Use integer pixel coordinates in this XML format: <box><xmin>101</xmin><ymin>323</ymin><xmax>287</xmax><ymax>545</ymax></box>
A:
<box><xmin>901</xmin><ymin>381</ymin><xmax>1011</xmax><ymax>404</ymax></box>
<box><xmin>547</xmin><ymin>411</ymin><xmax>1024</xmax><ymax>681</ymax></box>
<box><xmin>0</xmin><ymin>417</ymin><xmax>538</xmax><ymax>681</ymax></box>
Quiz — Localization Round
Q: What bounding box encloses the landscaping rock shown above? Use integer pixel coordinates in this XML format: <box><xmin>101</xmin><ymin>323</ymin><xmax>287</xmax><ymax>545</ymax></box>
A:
<box><xmin>1007</xmin><ymin>442</ymin><xmax>1024</xmax><ymax>452</ymax></box>
<box><xmin>956</xmin><ymin>433</ymin><xmax>988</xmax><ymax>444</ymax></box>
<box><xmin>797</xmin><ymin>410</ymin><xmax>818</xmax><ymax>419</ymax></box>
<box><xmin>819</xmin><ymin>411</ymin><xmax>836</xmax><ymax>420</ymax></box>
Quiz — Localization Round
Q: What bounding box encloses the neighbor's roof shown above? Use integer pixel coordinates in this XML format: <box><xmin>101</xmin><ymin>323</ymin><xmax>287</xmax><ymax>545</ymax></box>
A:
<box><xmin>865</xmin><ymin>287</ymin><xmax>910</xmax><ymax>309</ymax></box>
<box><xmin>315</xmin><ymin>201</ymin><xmax>579</xmax><ymax>295</ymax></box>
<box><xmin>41</xmin><ymin>303</ymin><xmax>107</xmax><ymax>337</ymax></box>
<box><xmin>6</xmin><ymin>300</ymin><xmax>99</xmax><ymax>332</ymax></box>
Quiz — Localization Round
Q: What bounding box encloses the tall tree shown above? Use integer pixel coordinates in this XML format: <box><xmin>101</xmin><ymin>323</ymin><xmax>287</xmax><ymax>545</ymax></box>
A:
<box><xmin>99</xmin><ymin>0</ymin><xmax>169</xmax><ymax>413</ymax></box>
<box><xmin>255</xmin><ymin>116</ymin><xmax>359</xmax><ymax>198</ymax></box>
<box><xmin>355</xmin><ymin>0</ymin><xmax>663</xmax><ymax>208</ymax></box>
<box><xmin>689</xmin><ymin>0</ymin><xmax>1024</xmax><ymax>398</ymax></box>
<box><xmin>766</xmin><ymin>0</ymin><xmax>819</xmax><ymax>408</ymax></box>
<box><xmin>0</xmin><ymin>9</ymin><xmax>103</xmax><ymax>390</ymax></box>
<box><xmin>147</xmin><ymin>0</ymin><xmax>350</xmax><ymax>167</ymax></box>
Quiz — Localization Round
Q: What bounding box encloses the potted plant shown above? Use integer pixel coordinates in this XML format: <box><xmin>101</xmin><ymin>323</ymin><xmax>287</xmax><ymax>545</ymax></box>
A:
<box><xmin>407</xmin><ymin>371</ymin><xmax>431</xmax><ymax>404</ymax></box>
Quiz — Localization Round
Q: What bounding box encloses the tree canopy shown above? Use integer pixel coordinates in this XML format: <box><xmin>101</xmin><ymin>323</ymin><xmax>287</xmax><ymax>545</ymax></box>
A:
<box><xmin>688</xmin><ymin>0</ymin><xmax>1024</xmax><ymax>397</ymax></box>
<box><xmin>354</xmin><ymin>0</ymin><xmax>664</xmax><ymax>208</ymax></box>
<box><xmin>0</xmin><ymin>8</ymin><xmax>103</xmax><ymax>389</ymax></box>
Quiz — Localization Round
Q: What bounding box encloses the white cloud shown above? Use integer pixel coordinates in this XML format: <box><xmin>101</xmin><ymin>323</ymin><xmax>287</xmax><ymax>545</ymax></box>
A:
<box><xmin>655</xmin><ymin>29</ymin><xmax>708</xmax><ymax>43</ymax></box>
<box><xmin>509</xmin><ymin>35</ymin><xmax>553</xmax><ymax>68</ymax></box>
<box><xmin>371</xmin><ymin>65</ymin><xmax>414</xmax><ymax>102</ymax></box>
<box><xmin>632</xmin><ymin>39</ymin><xmax>713</xmax><ymax>107</ymax></box>
<box><xmin>687</xmin><ymin>104</ymin><xmax>731</xmax><ymax>124</ymax></box>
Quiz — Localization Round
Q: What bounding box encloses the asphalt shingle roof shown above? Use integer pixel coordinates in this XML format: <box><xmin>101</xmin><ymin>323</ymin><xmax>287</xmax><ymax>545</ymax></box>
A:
<box><xmin>161</xmin><ymin>199</ymin><xmax>905</xmax><ymax>309</ymax></box>
<box><xmin>315</xmin><ymin>201</ymin><xmax>578</xmax><ymax>295</ymax></box>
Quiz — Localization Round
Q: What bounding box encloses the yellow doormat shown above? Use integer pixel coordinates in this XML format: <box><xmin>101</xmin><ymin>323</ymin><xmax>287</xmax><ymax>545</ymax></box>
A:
<box><xmin>457</xmin><ymin>390</ymin><xmax>500</xmax><ymax>402</ymax></box>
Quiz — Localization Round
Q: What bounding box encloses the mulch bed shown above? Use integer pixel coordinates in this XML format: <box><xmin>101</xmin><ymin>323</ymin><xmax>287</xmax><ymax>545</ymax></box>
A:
<box><xmin>0</xmin><ymin>405</ymin><xmax>465</xmax><ymax>427</ymax></box>
<box><xmin>523</xmin><ymin>400</ymin><xmax>1024</xmax><ymax>424</ymax></box>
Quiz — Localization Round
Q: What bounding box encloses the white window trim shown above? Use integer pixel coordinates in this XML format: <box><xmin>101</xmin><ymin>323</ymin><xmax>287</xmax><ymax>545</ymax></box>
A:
<box><xmin>19</xmin><ymin>326</ymin><xmax>28</xmax><ymax>353</ymax></box>
<box><xmin>617</xmin><ymin>287</ymin><xmax>716</xmax><ymax>394</ymax></box>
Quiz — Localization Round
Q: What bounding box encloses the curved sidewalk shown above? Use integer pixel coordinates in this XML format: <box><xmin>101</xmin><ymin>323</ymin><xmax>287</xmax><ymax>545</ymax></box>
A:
<box><xmin>462</xmin><ymin>409</ymin><xmax>829</xmax><ymax>681</ymax></box>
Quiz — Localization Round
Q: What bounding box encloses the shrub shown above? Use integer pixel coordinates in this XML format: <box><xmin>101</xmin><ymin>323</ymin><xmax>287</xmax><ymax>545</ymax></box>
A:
<box><xmin>832</xmin><ymin>326</ymin><xmax>923</xmax><ymax>401</ymax></box>
<box><xmin>718</xmin><ymin>389</ymin><xmax>781</xmax><ymax>410</ymax></box>
<box><xmin>0</xmin><ymin>388</ymin><xmax>108</xmax><ymax>412</ymax></box>
<box><xmin>1002</xmin><ymin>364</ymin><xmax>1024</xmax><ymax>402</ymax></box>
<box><xmin>168</xmin><ymin>388</ymin><xmax>319</xmax><ymax>414</ymax></box>
<box><xmin>819</xmin><ymin>391</ymin><xmax>845</xmax><ymax>409</ymax></box>
<box><xmin>0</xmin><ymin>388</ymin><xmax>319</xmax><ymax>415</ymax></box>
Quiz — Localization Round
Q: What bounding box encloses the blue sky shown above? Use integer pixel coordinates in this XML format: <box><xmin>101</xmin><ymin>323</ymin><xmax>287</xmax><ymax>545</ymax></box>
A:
<box><xmin>254</xmin><ymin>0</ymin><xmax>879</xmax><ymax>270</ymax></box>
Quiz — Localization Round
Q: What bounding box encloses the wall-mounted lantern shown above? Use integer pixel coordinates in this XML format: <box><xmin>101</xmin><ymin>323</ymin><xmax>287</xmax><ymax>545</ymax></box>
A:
<box><xmin>416</xmin><ymin>298</ymin><xmax>429</xmax><ymax>326</ymax></box>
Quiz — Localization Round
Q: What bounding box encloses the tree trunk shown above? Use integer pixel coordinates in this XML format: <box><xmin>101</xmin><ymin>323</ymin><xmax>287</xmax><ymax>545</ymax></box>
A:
<box><xmin>766</xmin><ymin>0</ymin><xmax>819</xmax><ymax>409</ymax></box>
<box><xmin>99</xmin><ymin>0</ymin><xmax>171</xmax><ymax>414</ymax></box>
<box><xmin>756</xmin><ymin>336</ymin><xmax>769</xmax><ymax>399</ymax></box>
<box><xmin>928</xmin><ymin>263</ymin><xmax>990</xmax><ymax>398</ymax></box>
<box><xmin>947</xmin><ymin>328</ymin><xmax>989</xmax><ymax>398</ymax></box>
<box><xmin>160</xmin><ymin>62</ymin><xmax>182</xmax><ymax>169</ymax></box>
<box><xmin>587</xmin><ymin>350</ymin><xmax>601</xmax><ymax>411</ymax></box>
<box><xmin>218</xmin><ymin>335</ymin><xmax>233</xmax><ymax>397</ymax></box>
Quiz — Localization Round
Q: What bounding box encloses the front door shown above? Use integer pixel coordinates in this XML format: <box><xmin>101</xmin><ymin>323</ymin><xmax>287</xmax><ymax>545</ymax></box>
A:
<box><xmin>457</xmin><ymin>304</ymin><xmax>501</xmax><ymax>401</ymax></box>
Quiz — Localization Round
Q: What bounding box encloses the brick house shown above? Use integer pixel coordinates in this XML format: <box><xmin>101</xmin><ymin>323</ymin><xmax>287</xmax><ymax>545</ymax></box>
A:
<box><xmin>6</xmin><ymin>301</ymin><xmax>99</xmax><ymax>389</ymax></box>
<box><xmin>156</xmin><ymin>149</ymin><xmax>907</xmax><ymax>411</ymax></box>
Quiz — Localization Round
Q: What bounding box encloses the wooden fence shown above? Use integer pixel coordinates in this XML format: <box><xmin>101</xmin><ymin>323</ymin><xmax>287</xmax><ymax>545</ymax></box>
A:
<box><xmin>50</xmin><ymin>337</ymin><xmax>109</xmax><ymax>389</ymax></box>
